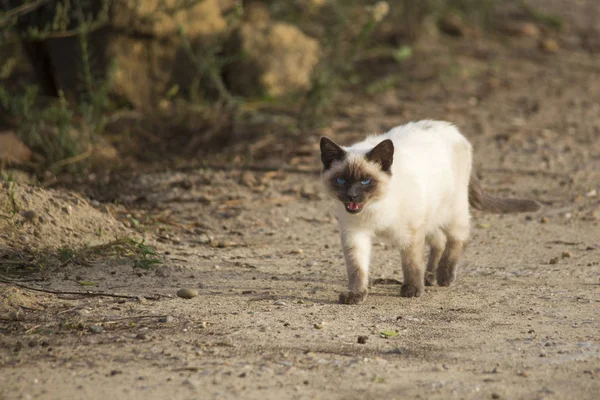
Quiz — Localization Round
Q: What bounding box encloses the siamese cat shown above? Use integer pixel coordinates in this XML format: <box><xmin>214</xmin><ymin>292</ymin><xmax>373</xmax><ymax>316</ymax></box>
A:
<box><xmin>320</xmin><ymin>120</ymin><xmax>540</xmax><ymax>305</ymax></box>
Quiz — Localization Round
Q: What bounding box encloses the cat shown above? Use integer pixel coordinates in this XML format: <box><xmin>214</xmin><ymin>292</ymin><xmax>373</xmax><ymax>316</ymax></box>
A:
<box><xmin>320</xmin><ymin>120</ymin><xmax>541</xmax><ymax>305</ymax></box>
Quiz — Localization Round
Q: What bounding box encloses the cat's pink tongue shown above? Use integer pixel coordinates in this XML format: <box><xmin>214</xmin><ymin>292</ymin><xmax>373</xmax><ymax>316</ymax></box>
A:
<box><xmin>348</xmin><ymin>202</ymin><xmax>361</xmax><ymax>211</ymax></box>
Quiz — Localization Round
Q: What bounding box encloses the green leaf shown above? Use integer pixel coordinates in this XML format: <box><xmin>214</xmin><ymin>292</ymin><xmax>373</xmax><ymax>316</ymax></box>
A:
<box><xmin>393</xmin><ymin>46</ymin><xmax>412</xmax><ymax>63</ymax></box>
<box><xmin>380</xmin><ymin>330</ymin><xmax>399</xmax><ymax>337</ymax></box>
<box><xmin>78</xmin><ymin>281</ymin><xmax>98</xmax><ymax>286</ymax></box>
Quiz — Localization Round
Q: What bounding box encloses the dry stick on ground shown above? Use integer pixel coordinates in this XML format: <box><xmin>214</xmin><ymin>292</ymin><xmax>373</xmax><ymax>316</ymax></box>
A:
<box><xmin>0</xmin><ymin>278</ymin><xmax>161</xmax><ymax>300</ymax></box>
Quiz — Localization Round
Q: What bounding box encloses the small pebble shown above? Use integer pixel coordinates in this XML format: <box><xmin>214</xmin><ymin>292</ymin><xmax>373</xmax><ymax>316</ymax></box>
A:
<box><xmin>491</xmin><ymin>393</ymin><xmax>500</xmax><ymax>399</ymax></box>
<box><xmin>548</xmin><ymin>257</ymin><xmax>559</xmax><ymax>265</ymax></box>
<box><xmin>88</xmin><ymin>325</ymin><xmax>104</xmax><ymax>334</ymax></box>
<box><xmin>517</xmin><ymin>370</ymin><xmax>528</xmax><ymax>377</ymax></box>
<box><xmin>273</xmin><ymin>301</ymin><xmax>286</xmax><ymax>306</ymax></box>
<box><xmin>199</xmin><ymin>321</ymin><xmax>207</xmax><ymax>329</ymax></box>
<box><xmin>176</xmin><ymin>288</ymin><xmax>198</xmax><ymax>299</ymax></box>
<box><xmin>357</xmin><ymin>335</ymin><xmax>368</xmax><ymax>344</ymax></box>
<box><xmin>158</xmin><ymin>315</ymin><xmax>174</xmax><ymax>323</ymax></box>
<box><xmin>561</xmin><ymin>251</ymin><xmax>572</xmax><ymax>259</ymax></box>
<box><xmin>313</xmin><ymin>322</ymin><xmax>324</xmax><ymax>330</ymax></box>
<box><xmin>22</xmin><ymin>210</ymin><xmax>37</xmax><ymax>222</ymax></box>
<box><xmin>290</xmin><ymin>249</ymin><xmax>303</xmax><ymax>255</ymax></box>
<box><xmin>540</xmin><ymin>216</ymin><xmax>549</xmax><ymax>223</ymax></box>
<box><xmin>135</xmin><ymin>333</ymin><xmax>147</xmax><ymax>340</ymax></box>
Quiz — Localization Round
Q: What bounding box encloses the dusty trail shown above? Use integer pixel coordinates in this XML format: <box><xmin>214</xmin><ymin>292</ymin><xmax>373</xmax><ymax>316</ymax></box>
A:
<box><xmin>2</xmin><ymin>2</ymin><xmax>600</xmax><ymax>398</ymax></box>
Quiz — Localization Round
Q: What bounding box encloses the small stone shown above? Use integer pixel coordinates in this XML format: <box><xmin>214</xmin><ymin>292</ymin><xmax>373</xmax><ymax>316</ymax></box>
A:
<box><xmin>313</xmin><ymin>322</ymin><xmax>324</xmax><ymax>330</ymax></box>
<box><xmin>585</xmin><ymin>189</ymin><xmax>597</xmax><ymax>197</ymax></box>
<box><xmin>357</xmin><ymin>335</ymin><xmax>368</xmax><ymax>344</ymax></box>
<box><xmin>61</xmin><ymin>206</ymin><xmax>72</xmax><ymax>215</ymax></box>
<box><xmin>290</xmin><ymin>249</ymin><xmax>304</xmax><ymax>255</ymax></box>
<box><xmin>176</xmin><ymin>288</ymin><xmax>198</xmax><ymax>299</ymax></box>
<box><xmin>19</xmin><ymin>235</ymin><xmax>30</xmax><ymax>244</ymax></box>
<box><xmin>88</xmin><ymin>325</ymin><xmax>104</xmax><ymax>334</ymax></box>
<box><xmin>158</xmin><ymin>315</ymin><xmax>174</xmax><ymax>323</ymax></box>
<box><xmin>110</xmin><ymin>370</ymin><xmax>123</xmax><ymax>376</ymax></box>
<box><xmin>491</xmin><ymin>393</ymin><xmax>500</xmax><ymax>399</ymax></box>
<box><xmin>517</xmin><ymin>370</ymin><xmax>528</xmax><ymax>377</ymax></box>
<box><xmin>90</xmin><ymin>200</ymin><xmax>101</xmax><ymax>208</ymax></box>
<box><xmin>21</xmin><ymin>210</ymin><xmax>37</xmax><ymax>222</ymax></box>
<box><xmin>540</xmin><ymin>38</ymin><xmax>560</xmax><ymax>53</ymax></box>
<box><xmin>273</xmin><ymin>301</ymin><xmax>286</xmax><ymax>306</ymax></box>
<box><xmin>199</xmin><ymin>321</ymin><xmax>207</xmax><ymax>329</ymax></box>
<box><xmin>182</xmin><ymin>378</ymin><xmax>197</xmax><ymax>388</ymax></box>
<box><xmin>197</xmin><ymin>234</ymin><xmax>211</xmax><ymax>244</ymax></box>
<box><xmin>135</xmin><ymin>333</ymin><xmax>147</xmax><ymax>340</ymax></box>
<box><xmin>540</xmin><ymin>216</ymin><xmax>549</xmax><ymax>223</ymax></box>
<box><xmin>548</xmin><ymin>257</ymin><xmax>559</xmax><ymax>265</ymax></box>
<box><xmin>561</xmin><ymin>251</ymin><xmax>572</xmax><ymax>259</ymax></box>
<box><xmin>27</xmin><ymin>340</ymin><xmax>38</xmax><ymax>347</ymax></box>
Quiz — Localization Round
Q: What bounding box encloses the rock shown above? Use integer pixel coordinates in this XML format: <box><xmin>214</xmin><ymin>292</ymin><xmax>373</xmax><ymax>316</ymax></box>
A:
<box><xmin>548</xmin><ymin>257</ymin><xmax>559</xmax><ymax>265</ymax></box>
<box><xmin>0</xmin><ymin>131</ymin><xmax>31</xmax><ymax>164</ymax></box>
<box><xmin>135</xmin><ymin>332</ymin><xmax>148</xmax><ymax>340</ymax></box>
<box><xmin>177</xmin><ymin>288</ymin><xmax>198</xmax><ymax>299</ymax></box>
<box><xmin>112</xmin><ymin>0</ymin><xmax>226</xmax><ymax>39</ymax></box>
<box><xmin>273</xmin><ymin>301</ymin><xmax>286</xmax><ymax>306</ymax></box>
<box><xmin>561</xmin><ymin>251</ymin><xmax>572</xmax><ymax>259</ymax></box>
<box><xmin>313</xmin><ymin>322</ymin><xmax>324</xmax><ymax>330</ymax></box>
<box><xmin>21</xmin><ymin>210</ymin><xmax>37</xmax><ymax>222</ymax></box>
<box><xmin>106</xmin><ymin>0</ymin><xmax>228</xmax><ymax>110</ymax></box>
<box><xmin>88</xmin><ymin>325</ymin><xmax>104</xmax><ymax>334</ymax></box>
<box><xmin>540</xmin><ymin>38</ymin><xmax>560</xmax><ymax>53</ymax></box>
<box><xmin>158</xmin><ymin>315</ymin><xmax>173</xmax><ymax>323</ymax></box>
<box><xmin>224</xmin><ymin>6</ymin><xmax>320</xmax><ymax>98</ymax></box>
<box><xmin>357</xmin><ymin>335</ymin><xmax>368</xmax><ymax>344</ymax></box>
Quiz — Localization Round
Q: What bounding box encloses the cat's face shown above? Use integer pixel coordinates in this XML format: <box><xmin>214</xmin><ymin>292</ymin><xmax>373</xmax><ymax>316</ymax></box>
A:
<box><xmin>320</xmin><ymin>137</ymin><xmax>394</xmax><ymax>214</ymax></box>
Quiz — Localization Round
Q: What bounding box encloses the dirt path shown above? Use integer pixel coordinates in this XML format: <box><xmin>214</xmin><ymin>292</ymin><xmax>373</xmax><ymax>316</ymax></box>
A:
<box><xmin>2</xmin><ymin>4</ymin><xmax>600</xmax><ymax>399</ymax></box>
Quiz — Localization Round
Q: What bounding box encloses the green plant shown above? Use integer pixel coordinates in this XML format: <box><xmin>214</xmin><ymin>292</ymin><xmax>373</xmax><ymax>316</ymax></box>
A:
<box><xmin>0</xmin><ymin>0</ymin><xmax>114</xmax><ymax>174</ymax></box>
<box><xmin>299</xmin><ymin>1</ymin><xmax>390</xmax><ymax>131</ymax></box>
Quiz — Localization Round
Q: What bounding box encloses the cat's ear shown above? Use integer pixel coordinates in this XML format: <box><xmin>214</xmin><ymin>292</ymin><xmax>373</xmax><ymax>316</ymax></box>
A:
<box><xmin>320</xmin><ymin>137</ymin><xmax>346</xmax><ymax>170</ymax></box>
<box><xmin>366</xmin><ymin>139</ymin><xmax>394</xmax><ymax>172</ymax></box>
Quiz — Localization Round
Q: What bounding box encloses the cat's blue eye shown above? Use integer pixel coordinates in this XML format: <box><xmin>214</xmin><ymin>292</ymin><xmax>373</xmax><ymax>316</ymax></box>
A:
<box><xmin>361</xmin><ymin>179</ymin><xmax>372</xmax><ymax>185</ymax></box>
<box><xmin>336</xmin><ymin>178</ymin><xmax>346</xmax><ymax>185</ymax></box>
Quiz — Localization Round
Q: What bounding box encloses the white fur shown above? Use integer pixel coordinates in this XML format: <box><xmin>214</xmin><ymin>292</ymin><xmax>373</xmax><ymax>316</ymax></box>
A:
<box><xmin>334</xmin><ymin>120</ymin><xmax>473</xmax><ymax>249</ymax></box>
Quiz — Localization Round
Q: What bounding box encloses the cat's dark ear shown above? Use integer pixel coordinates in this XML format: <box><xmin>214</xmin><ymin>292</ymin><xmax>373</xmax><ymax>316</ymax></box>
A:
<box><xmin>366</xmin><ymin>139</ymin><xmax>394</xmax><ymax>172</ymax></box>
<box><xmin>320</xmin><ymin>137</ymin><xmax>346</xmax><ymax>170</ymax></box>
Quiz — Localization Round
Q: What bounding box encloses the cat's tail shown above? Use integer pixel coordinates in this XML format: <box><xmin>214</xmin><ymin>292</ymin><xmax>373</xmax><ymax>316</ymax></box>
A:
<box><xmin>468</xmin><ymin>174</ymin><xmax>541</xmax><ymax>213</ymax></box>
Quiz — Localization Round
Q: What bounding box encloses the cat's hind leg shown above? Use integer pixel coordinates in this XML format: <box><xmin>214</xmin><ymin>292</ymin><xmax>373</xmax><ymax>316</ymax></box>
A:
<box><xmin>400</xmin><ymin>231</ymin><xmax>426</xmax><ymax>297</ymax></box>
<box><xmin>425</xmin><ymin>229</ymin><xmax>447</xmax><ymax>286</ymax></box>
<box><xmin>437</xmin><ymin>218</ymin><xmax>469</xmax><ymax>287</ymax></box>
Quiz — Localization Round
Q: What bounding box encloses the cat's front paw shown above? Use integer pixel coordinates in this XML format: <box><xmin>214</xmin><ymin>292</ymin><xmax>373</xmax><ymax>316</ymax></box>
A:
<box><xmin>400</xmin><ymin>283</ymin><xmax>423</xmax><ymax>298</ymax></box>
<box><xmin>339</xmin><ymin>290</ymin><xmax>367</xmax><ymax>305</ymax></box>
<box><xmin>436</xmin><ymin>268</ymin><xmax>456</xmax><ymax>287</ymax></box>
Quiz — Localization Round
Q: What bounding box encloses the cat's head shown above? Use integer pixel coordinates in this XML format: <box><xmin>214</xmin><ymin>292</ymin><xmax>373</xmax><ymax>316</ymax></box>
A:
<box><xmin>320</xmin><ymin>137</ymin><xmax>394</xmax><ymax>214</ymax></box>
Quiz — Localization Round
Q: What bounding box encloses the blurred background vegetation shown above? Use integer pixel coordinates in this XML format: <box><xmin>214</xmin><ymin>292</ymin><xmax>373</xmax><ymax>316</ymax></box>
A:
<box><xmin>0</xmin><ymin>0</ymin><xmax>562</xmax><ymax>180</ymax></box>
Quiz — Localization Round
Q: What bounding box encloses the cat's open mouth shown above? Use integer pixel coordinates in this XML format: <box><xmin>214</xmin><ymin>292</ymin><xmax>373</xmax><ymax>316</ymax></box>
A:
<box><xmin>345</xmin><ymin>202</ymin><xmax>364</xmax><ymax>213</ymax></box>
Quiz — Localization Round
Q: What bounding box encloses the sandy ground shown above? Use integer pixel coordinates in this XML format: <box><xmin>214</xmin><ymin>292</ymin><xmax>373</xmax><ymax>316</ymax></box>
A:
<box><xmin>1</xmin><ymin>2</ymin><xmax>600</xmax><ymax>399</ymax></box>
